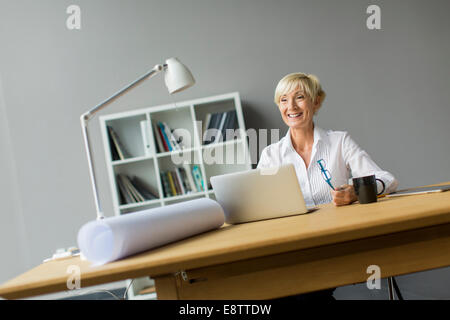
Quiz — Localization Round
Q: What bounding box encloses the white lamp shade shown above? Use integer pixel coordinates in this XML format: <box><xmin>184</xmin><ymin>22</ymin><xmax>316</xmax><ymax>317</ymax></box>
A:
<box><xmin>164</xmin><ymin>57</ymin><xmax>195</xmax><ymax>94</ymax></box>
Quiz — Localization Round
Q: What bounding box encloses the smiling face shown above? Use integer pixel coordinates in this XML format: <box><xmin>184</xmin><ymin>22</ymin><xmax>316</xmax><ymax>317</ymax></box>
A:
<box><xmin>278</xmin><ymin>88</ymin><xmax>319</xmax><ymax>130</ymax></box>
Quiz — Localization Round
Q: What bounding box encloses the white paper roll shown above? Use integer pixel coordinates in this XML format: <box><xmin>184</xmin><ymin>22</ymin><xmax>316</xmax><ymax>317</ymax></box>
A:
<box><xmin>77</xmin><ymin>198</ymin><xmax>225</xmax><ymax>265</ymax></box>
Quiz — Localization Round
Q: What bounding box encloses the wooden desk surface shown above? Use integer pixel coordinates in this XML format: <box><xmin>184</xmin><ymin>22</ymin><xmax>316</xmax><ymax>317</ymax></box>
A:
<box><xmin>2</xmin><ymin>182</ymin><xmax>450</xmax><ymax>299</ymax></box>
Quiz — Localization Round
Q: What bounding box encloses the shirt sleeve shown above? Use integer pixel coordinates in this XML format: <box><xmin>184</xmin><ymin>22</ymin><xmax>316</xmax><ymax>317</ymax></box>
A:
<box><xmin>342</xmin><ymin>132</ymin><xmax>398</xmax><ymax>194</ymax></box>
<box><xmin>257</xmin><ymin>147</ymin><xmax>271</xmax><ymax>169</ymax></box>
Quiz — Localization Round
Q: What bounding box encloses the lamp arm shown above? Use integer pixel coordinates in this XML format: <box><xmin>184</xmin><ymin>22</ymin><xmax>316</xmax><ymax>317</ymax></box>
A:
<box><xmin>81</xmin><ymin>64</ymin><xmax>165</xmax><ymax>122</ymax></box>
<box><xmin>80</xmin><ymin>64</ymin><xmax>165</xmax><ymax>220</ymax></box>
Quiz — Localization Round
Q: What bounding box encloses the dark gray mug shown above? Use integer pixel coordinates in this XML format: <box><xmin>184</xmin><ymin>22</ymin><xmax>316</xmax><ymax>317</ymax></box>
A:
<box><xmin>352</xmin><ymin>175</ymin><xmax>385</xmax><ymax>204</ymax></box>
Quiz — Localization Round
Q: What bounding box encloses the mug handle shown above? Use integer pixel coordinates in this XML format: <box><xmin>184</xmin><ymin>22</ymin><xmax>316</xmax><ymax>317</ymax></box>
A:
<box><xmin>376</xmin><ymin>178</ymin><xmax>385</xmax><ymax>195</ymax></box>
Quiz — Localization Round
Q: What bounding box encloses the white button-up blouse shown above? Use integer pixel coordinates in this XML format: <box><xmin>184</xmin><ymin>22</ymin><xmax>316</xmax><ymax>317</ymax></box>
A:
<box><xmin>256</xmin><ymin>126</ymin><xmax>398</xmax><ymax>207</ymax></box>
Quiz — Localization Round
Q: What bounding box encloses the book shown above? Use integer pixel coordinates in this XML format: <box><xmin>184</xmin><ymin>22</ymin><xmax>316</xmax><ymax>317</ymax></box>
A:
<box><xmin>117</xmin><ymin>174</ymin><xmax>140</xmax><ymax>203</ymax></box>
<box><xmin>171</xmin><ymin>129</ymin><xmax>187</xmax><ymax>149</ymax></box>
<box><xmin>222</xmin><ymin>111</ymin><xmax>237</xmax><ymax>142</ymax></box>
<box><xmin>160</xmin><ymin>172</ymin><xmax>171</xmax><ymax>197</ymax></box>
<box><xmin>171</xmin><ymin>170</ymin><xmax>182</xmax><ymax>195</ymax></box>
<box><xmin>157</xmin><ymin>124</ymin><xmax>170</xmax><ymax>152</ymax></box>
<box><xmin>202</xmin><ymin>113</ymin><xmax>212</xmax><ymax>142</ymax></box>
<box><xmin>182</xmin><ymin>162</ymin><xmax>197</xmax><ymax>193</ymax></box>
<box><xmin>178</xmin><ymin>167</ymin><xmax>192</xmax><ymax>193</ymax></box>
<box><xmin>203</xmin><ymin>112</ymin><xmax>222</xmax><ymax>145</ymax></box>
<box><xmin>215</xmin><ymin>111</ymin><xmax>229</xmax><ymax>143</ymax></box>
<box><xmin>131</xmin><ymin>176</ymin><xmax>158</xmax><ymax>200</ymax></box>
<box><xmin>117</xmin><ymin>175</ymin><xmax>133</xmax><ymax>204</ymax></box>
<box><xmin>107</xmin><ymin>127</ymin><xmax>120</xmax><ymax>161</ymax></box>
<box><xmin>108</xmin><ymin>126</ymin><xmax>130</xmax><ymax>160</ymax></box>
<box><xmin>153</xmin><ymin>122</ymin><xmax>165</xmax><ymax>153</ymax></box>
<box><xmin>158</xmin><ymin>122</ymin><xmax>172</xmax><ymax>152</ymax></box>
<box><xmin>192</xmin><ymin>165</ymin><xmax>204</xmax><ymax>192</ymax></box>
<box><xmin>162</xmin><ymin>122</ymin><xmax>181</xmax><ymax>151</ymax></box>
<box><xmin>175</xmin><ymin>168</ymin><xmax>186</xmax><ymax>194</ymax></box>
<box><xmin>121</xmin><ymin>174</ymin><xmax>145</xmax><ymax>202</ymax></box>
<box><xmin>167</xmin><ymin>171</ymin><xmax>177</xmax><ymax>196</ymax></box>
<box><xmin>108</xmin><ymin>126</ymin><xmax>123</xmax><ymax>160</ymax></box>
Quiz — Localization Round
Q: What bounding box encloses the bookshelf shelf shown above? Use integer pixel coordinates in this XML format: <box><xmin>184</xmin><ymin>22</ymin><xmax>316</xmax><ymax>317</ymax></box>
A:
<box><xmin>201</xmin><ymin>138</ymin><xmax>242</xmax><ymax>150</ymax></box>
<box><xmin>119</xmin><ymin>198</ymin><xmax>162</xmax><ymax>211</ymax></box>
<box><xmin>162</xmin><ymin>191</ymin><xmax>207</xmax><ymax>202</ymax></box>
<box><xmin>155</xmin><ymin>146</ymin><xmax>199</xmax><ymax>159</ymax></box>
<box><xmin>111</xmin><ymin>155</ymin><xmax>155</xmax><ymax>166</ymax></box>
<box><xmin>99</xmin><ymin>92</ymin><xmax>251</xmax><ymax>299</ymax></box>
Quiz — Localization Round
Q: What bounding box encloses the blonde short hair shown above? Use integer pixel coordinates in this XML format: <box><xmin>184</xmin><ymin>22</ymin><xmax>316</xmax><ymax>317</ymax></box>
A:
<box><xmin>274</xmin><ymin>73</ymin><xmax>326</xmax><ymax>108</ymax></box>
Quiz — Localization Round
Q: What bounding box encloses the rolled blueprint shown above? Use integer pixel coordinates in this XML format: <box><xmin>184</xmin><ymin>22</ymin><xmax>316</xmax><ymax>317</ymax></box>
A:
<box><xmin>77</xmin><ymin>198</ymin><xmax>225</xmax><ymax>265</ymax></box>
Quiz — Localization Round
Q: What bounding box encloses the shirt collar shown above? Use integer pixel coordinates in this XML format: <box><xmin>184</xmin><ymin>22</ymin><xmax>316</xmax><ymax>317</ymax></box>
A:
<box><xmin>284</xmin><ymin>124</ymin><xmax>327</xmax><ymax>151</ymax></box>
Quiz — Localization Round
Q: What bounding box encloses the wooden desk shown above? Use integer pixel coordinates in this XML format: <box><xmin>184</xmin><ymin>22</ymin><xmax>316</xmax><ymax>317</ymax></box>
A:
<box><xmin>1</xmin><ymin>183</ymin><xmax>450</xmax><ymax>299</ymax></box>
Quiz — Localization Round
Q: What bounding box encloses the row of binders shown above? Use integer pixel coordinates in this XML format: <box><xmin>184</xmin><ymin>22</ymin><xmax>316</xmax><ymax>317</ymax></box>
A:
<box><xmin>160</xmin><ymin>163</ymin><xmax>204</xmax><ymax>198</ymax></box>
<box><xmin>116</xmin><ymin>174</ymin><xmax>159</xmax><ymax>205</ymax></box>
<box><xmin>202</xmin><ymin>110</ymin><xmax>238</xmax><ymax>145</ymax></box>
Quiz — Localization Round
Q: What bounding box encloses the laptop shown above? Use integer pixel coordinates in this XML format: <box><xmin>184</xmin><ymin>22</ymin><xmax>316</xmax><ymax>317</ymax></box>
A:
<box><xmin>386</xmin><ymin>184</ymin><xmax>450</xmax><ymax>197</ymax></box>
<box><xmin>210</xmin><ymin>163</ymin><xmax>310</xmax><ymax>224</ymax></box>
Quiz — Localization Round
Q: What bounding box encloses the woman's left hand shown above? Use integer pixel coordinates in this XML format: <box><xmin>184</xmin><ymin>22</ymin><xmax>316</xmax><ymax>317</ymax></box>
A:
<box><xmin>331</xmin><ymin>184</ymin><xmax>357</xmax><ymax>206</ymax></box>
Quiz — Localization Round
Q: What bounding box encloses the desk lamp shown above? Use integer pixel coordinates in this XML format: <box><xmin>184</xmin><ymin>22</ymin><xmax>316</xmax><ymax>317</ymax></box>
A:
<box><xmin>80</xmin><ymin>57</ymin><xmax>195</xmax><ymax>220</ymax></box>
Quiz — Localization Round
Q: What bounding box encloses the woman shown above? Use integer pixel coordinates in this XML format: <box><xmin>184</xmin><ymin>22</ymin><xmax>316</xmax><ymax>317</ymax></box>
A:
<box><xmin>258</xmin><ymin>73</ymin><xmax>398</xmax><ymax>207</ymax></box>
<box><xmin>258</xmin><ymin>73</ymin><xmax>398</xmax><ymax>301</ymax></box>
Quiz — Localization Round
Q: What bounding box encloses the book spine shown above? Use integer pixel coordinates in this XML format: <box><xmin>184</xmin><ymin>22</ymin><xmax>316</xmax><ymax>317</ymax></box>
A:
<box><xmin>211</xmin><ymin>112</ymin><xmax>225</xmax><ymax>144</ymax></box>
<box><xmin>222</xmin><ymin>111</ymin><xmax>235</xmax><ymax>141</ymax></box>
<box><xmin>230</xmin><ymin>111</ymin><xmax>238</xmax><ymax>138</ymax></box>
<box><xmin>107</xmin><ymin>126</ymin><xmax>120</xmax><ymax>161</ymax></box>
<box><xmin>175</xmin><ymin>168</ymin><xmax>186</xmax><ymax>194</ymax></box>
<box><xmin>192</xmin><ymin>165</ymin><xmax>204</xmax><ymax>191</ymax></box>
<box><xmin>116</xmin><ymin>175</ymin><xmax>132</xmax><ymax>204</ymax></box>
<box><xmin>204</xmin><ymin>113</ymin><xmax>220</xmax><ymax>145</ymax></box>
<box><xmin>178</xmin><ymin>167</ymin><xmax>191</xmax><ymax>193</ymax></box>
<box><xmin>162</xmin><ymin>122</ymin><xmax>180</xmax><ymax>151</ymax></box>
<box><xmin>216</xmin><ymin>111</ymin><xmax>228</xmax><ymax>143</ymax></box>
<box><xmin>167</xmin><ymin>171</ymin><xmax>177</xmax><ymax>196</ymax></box>
<box><xmin>182</xmin><ymin>163</ymin><xmax>197</xmax><ymax>192</ymax></box>
<box><xmin>109</xmin><ymin>126</ymin><xmax>130</xmax><ymax>159</ymax></box>
<box><xmin>131</xmin><ymin>176</ymin><xmax>158</xmax><ymax>200</ymax></box>
<box><xmin>160</xmin><ymin>172</ymin><xmax>170</xmax><ymax>197</ymax></box>
<box><xmin>123</xmin><ymin>175</ymin><xmax>145</xmax><ymax>202</ymax></box>
<box><xmin>171</xmin><ymin>129</ymin><xmax>186</xmax><ymax>149</ymax></box>
<box><xmin>153</xmin><ymin>122</ymin><xmax>165</xmax><ymax>153</ymax></box>
<box><xmin>171</xmin><ymin>170</ymin><xmax>182</xmax><ymax>195</ymax></box>
<box><xmin>170</xmin><ymin>132</ymin><xmax>181</xmax><ymax>151</ymax></box>
<box><xmin>108</xmin><ymin>126</ymin><xmax>124</xmax><ymax>160</ymax></box>
<box><xmin>158</xmin><ymin>122</ymin><xmax>172</xmax><ymax>152</ymax></box>
<box><xmin>118</xmin><ymin>174</ymin><xmax>136</xmax><ymax>203</ymax></box>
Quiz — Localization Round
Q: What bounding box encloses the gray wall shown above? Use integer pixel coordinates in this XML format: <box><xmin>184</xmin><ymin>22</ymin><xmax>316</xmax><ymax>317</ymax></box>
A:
<box><xmin>0</xmin><ymin>0</ymin><xmax>449</xmax><ymax>299</ymax></box>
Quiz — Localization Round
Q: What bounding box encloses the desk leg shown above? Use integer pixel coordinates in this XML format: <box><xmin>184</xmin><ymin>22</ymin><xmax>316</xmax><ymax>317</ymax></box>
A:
<box><xmin>154</xmin><ymin>274</ymin><xmax>179</xmax><ymax>300</ymax></box>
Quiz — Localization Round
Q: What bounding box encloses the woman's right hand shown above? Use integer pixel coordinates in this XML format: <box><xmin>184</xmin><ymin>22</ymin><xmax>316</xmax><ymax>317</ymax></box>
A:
<box><xmin>331</xmin><ymin>184</ymin><xmax>357</xmax><ymax>206</ymax></box>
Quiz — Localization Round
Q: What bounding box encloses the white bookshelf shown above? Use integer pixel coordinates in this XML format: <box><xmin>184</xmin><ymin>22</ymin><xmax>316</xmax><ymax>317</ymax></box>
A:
<box><xmin>99</xmin><ymin>92</ymin><xmax>251</xmax><ymax>299</ymax></box>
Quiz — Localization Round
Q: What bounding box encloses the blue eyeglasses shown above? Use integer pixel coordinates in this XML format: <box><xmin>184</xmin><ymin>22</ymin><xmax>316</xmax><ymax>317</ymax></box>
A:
<box><xmin>317</xmin><ymin>159</ymin><xmax>335</xmax><ymax>190</ymax></box>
